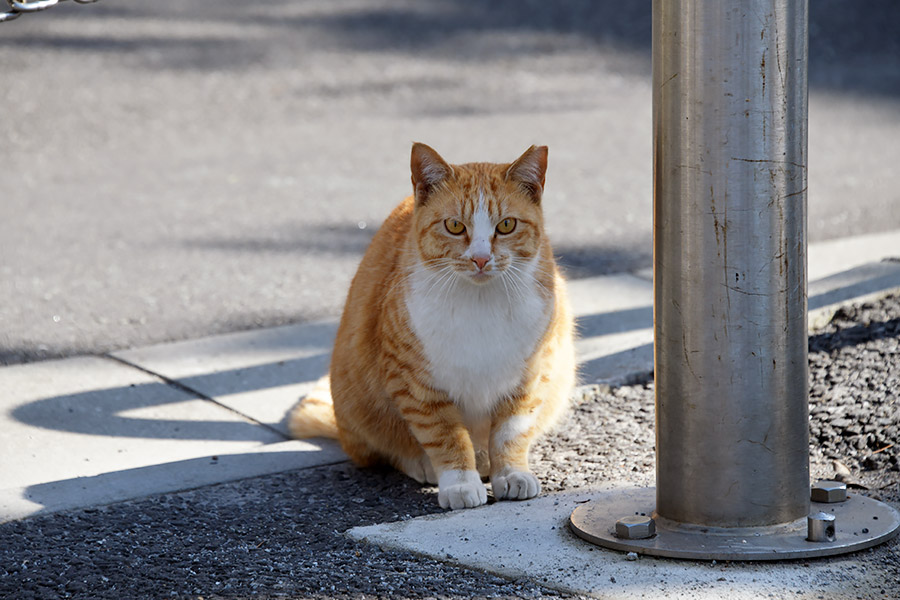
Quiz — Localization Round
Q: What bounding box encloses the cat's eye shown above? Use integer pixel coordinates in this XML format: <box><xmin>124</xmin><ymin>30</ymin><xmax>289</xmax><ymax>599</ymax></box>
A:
<box><xmin>496</xmin><ymin>218</ymin><xmax>517</xmax><ymax>235</ymax></box>
<box><xmin>444</xmin><ymin>218</ymin><xmax>466</xmax><ymax>235</ymax></box>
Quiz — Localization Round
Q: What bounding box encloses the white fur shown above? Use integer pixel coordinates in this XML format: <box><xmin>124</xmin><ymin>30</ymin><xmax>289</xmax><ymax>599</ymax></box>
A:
<box><xmin>463</xmin><ymin>189</ymin><xmax>493</xmax><ymax>264</ymax></box>
<box><xmin>437</xmin><ymin>469</ymin><xmax>487</xmax><ymax>509</ymax></box>
<box><xmin>491</xmin><ymin>466</ymin><xmax>540</xmax><ymax>501</ymax></box>
<box><xmin>491</xmin><ymin>414</ymin><xmax>535</xmax><ymax>449</ymax></box>
<box><xmin>406</xmin><ymin>249</ymin><xmax>549</xmax><ymax>419</ymax></box>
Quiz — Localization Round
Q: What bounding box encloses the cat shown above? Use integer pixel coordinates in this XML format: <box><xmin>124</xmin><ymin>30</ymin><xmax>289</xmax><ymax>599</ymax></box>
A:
<box><xmin>288</xmin><ymin>143</ymin><xmax>575</xmax><ymax>509</ymax></box>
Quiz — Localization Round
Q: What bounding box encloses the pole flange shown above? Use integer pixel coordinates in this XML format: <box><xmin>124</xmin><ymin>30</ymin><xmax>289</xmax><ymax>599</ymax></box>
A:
<box><xmin>569</xmin><ymin>487</ymin><xmax>900</xmax><ymax>561</ymax></box>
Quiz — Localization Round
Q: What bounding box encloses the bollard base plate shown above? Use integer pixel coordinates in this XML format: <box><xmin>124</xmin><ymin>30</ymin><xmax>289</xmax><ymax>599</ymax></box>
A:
<box><xmin>569</xmin><ymin>487</ymin><xmax>900</xmax><ymax>561</ymax></box>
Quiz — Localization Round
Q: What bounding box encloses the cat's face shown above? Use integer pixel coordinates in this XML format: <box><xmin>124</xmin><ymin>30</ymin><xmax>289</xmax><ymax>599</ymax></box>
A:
<box><xmin>410</xmin><ymin>144</ymin><xmax>548</xmax><ymax>286</ymax></box>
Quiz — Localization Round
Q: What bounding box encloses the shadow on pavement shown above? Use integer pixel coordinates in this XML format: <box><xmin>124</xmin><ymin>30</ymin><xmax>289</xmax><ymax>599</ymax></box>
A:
<box><xmin>1</xmin><ymin>0</ymin><xmax>897</xmax><ymax>97</ymax></box>
<box><xmin>809</xmin><ymin>318</ymin><xmax>900</xmax><ymax>354</ymax></box>
<box><xmin>556</xmin><ymin>243</ymin><xmax>651</xmax><ymax>278</ymax></box>
<box><xmin>11</xmin><ymin>352</ymin><xmax>328</xmax><ymax>440</ymax></box>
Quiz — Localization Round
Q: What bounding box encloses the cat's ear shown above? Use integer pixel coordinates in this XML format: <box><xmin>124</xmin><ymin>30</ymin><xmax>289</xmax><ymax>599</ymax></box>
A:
<box><xmin>506</xmin><ymin>145</ymin><xmax>548</xmax><ymax>203</ymax></box>
<box><xmin>411</xmin><ymin>142</ymin><xmax>453</xmax><ymax>206</ymax></box>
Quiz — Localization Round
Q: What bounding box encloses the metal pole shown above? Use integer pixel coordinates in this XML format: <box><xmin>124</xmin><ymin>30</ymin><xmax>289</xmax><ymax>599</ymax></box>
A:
<box><xmin>569</xmin><ymin>0</ymin><xmax>900</xmax><ymax>559</ymax></box>
<box><xmin>653</xmin><ymin>0</ymin><xmax>809</xmax><ymax>527</ymax></box>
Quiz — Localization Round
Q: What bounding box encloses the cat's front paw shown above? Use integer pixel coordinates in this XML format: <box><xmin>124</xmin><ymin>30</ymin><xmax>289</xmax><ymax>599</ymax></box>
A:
<box><xmin>437</xmin><ymin>469</ymin><xmax>488</xmax><ymax>510</ymax></box>
<box><xmin>491</xmin><ymin>467</ymin><xmax>540</xmax><ymax>501</ymax></box>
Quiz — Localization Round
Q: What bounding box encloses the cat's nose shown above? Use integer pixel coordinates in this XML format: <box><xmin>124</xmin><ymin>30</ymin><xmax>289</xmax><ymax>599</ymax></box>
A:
<box><xmin>472</xmin><ymin>255</ymin><xmax>490</xmax><ymax>271</ymax></box>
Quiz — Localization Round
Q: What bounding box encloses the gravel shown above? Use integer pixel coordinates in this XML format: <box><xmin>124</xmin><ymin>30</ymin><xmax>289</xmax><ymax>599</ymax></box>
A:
<box><xmin>1</xmin><ymin>293</ymin><xmax>898</xmax><ymax>599</ymax></box>
<box><xmin>1</xmin><ymin>467</ymin><xmax>565</xmax><ymax>600</ymax></box>
<box><xmin>536</xmin><ymin>293</ymin><xmax>900</xmax><ymax>506</ymax></box>
<box><xmin>808</xmin><ymin>294</ymin><xmax>900</xmax><ymax>497</ymax></box>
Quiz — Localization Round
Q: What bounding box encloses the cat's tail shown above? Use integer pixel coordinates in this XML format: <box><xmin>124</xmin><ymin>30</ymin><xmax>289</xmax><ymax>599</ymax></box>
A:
<box><xmin>288</xmin><ymin>375</ymin><xmax>339</xmax><ymax>439</ymax></box>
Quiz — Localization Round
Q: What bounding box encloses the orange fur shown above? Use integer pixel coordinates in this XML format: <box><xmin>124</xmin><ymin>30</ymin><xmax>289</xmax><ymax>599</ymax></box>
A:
<box><xmin>287</xmin><ymin>376</ymin><xmax>337</xmax><ymax>438</ymax></box>
<box><xmin>288</xmin><ymin>143</ymin><xmax>576</xmax><ymax>508</ymax></box>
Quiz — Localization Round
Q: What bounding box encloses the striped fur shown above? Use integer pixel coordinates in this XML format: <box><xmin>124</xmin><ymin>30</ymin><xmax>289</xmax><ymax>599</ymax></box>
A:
<box><xmin>288</xmin><ymin>143</ymin><xmax>576</xmax><ymax>509</ymax></box>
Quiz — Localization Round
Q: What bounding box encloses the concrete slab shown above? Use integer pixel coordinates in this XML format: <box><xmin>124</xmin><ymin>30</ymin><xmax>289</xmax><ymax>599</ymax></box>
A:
<box><xmin>113</xmin><ymin>321</ymin><xmax>336</xmax><ymax>437</ymax></box>
<box><xmin>0</xmin><ymin>355</ymin><xmax>343</xmax><ymax>522</ymax></box>
<box><xmin>348</xmin><ymin>487</ymin><xmax>899</xmax><ymax>599</ymax></box>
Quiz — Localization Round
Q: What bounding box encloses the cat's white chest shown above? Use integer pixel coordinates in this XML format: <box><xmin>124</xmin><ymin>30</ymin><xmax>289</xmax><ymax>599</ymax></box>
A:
<box><xmin>405</xmin><ymin>266</ymin><xmax>550</xmax><ymax>417</ymax></box>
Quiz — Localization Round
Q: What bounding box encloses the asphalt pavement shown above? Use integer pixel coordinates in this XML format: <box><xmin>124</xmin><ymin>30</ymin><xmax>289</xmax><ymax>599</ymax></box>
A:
<box><xmin>2</xmin><ymin>0</ymin><xmax>900</xmax><ymax>364</ymax></box>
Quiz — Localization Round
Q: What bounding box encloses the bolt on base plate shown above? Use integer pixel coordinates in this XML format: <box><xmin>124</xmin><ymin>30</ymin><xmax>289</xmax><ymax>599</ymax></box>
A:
<box><xmin>569</xmin><ymin>487</ymin><xmax>900</xmax><ymax>561</ymax></box>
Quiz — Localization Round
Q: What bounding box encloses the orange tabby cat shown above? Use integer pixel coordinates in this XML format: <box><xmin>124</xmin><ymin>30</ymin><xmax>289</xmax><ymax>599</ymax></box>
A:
<box><xmin>289</xmin><ymin>143</ymin><xmax>575</xmax><ymax>509</ymax></box>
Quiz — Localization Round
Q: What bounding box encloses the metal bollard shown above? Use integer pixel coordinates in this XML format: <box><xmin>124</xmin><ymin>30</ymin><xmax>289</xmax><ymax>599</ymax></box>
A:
<box><xmin>569</xmin><ymin>0</ymin><xmax>900</xmax><ymax>560</ymax></box>
<box><xmin>652</xmin><ymin>0</ymin><xmax>810</xmax><ymax>529</ymax></box>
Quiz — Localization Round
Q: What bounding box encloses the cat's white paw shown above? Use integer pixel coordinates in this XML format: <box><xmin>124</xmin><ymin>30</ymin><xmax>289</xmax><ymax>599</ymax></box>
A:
<box><xmin>437</xmin><ymin>469</ymin><xmax>488</xmax><ymax>510</ymax></box>
<box><xmin>491</xmin><ymin>467</ymin><xmax>540</xmax><ymax>501</ymax></box>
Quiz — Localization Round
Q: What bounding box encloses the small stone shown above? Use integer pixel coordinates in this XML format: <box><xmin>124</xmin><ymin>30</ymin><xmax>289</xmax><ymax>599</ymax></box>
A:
<box><xmin>626</xmin><ymin>552</ymin><xmax>638</xmax><ymax>561</ymax></box>
<box><xmin>832</xmin><ymin>460</ymin><xmax>851</xmax><ymax>480</ymax></box>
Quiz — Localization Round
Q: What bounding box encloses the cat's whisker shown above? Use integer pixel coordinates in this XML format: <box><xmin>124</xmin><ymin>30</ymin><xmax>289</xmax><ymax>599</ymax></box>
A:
<box><xmin>499</xmin><ymin>264</ymin><xmax>523</xmax><ymax>292</ymax></box>
<box><xmin>508</xmin><ymin>271</ymin><xmax>533</xmax><ymax>307</ymax></box>
<box><xmin>426</xmin><ymin>267</ymin><xmax>449</xmax><ymax>293</ymax></box>
<box><xmin>422</xmin><ymin>258</ymin><xmax>456</xmax><ymax>271</ymax></box>
<box><xmin>426</xmin><ymin>266</ymin><xmax>458</xmax><ymax>301</ymax></box>
<box><xmin>499</xmin><ymin>269</ymin><xmax>514</xmax><ymax>307</ymax></box>
<box><xmin>384</xmin><ymin>263</ymin><xmax>442</xmax><ymax>300</ymax></box>
<box><xmin>439</xmin><ymin>268</ymin><xmax>461</xmax><ymax>302</ymax></box>
<box><xmin>407</xmin><ymin>258</ymin><xmax>454</xmax><ymax>281</ymax></box>
<box><xmin>420</xmin><ymin>261</ymin><xmax>459</xmax><ymax>290</ymax></box>
<box><xmin>506</xmin><ymin>259</ymin><xmax>549</xmax><ymax>296</ymax></box>
<box><xmin>510</xmin><ymin>275</ymin><xmax>533</xmax><ymax>304</ymax></box>
<box><xmin>503</xmin><ymin>262</ymin><xmax>535</xmax><ymax>300</ymax></box>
